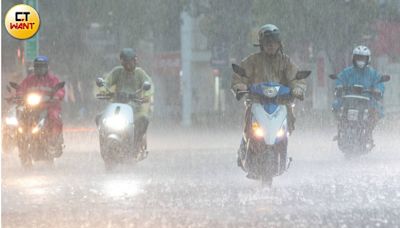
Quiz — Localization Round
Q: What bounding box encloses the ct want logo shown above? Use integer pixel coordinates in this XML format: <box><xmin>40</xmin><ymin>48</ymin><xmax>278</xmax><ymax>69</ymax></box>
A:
<box><xmin>5</xmin><ymin>4</ymin><xmax>40</xmax><ymax>40</ymax></box>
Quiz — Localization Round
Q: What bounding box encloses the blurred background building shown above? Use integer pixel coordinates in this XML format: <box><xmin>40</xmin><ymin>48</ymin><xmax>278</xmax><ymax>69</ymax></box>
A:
<box><xmin>2</xmin><ymin>0</ymin><xmax>400</xmax><ymax>126</ymax></box>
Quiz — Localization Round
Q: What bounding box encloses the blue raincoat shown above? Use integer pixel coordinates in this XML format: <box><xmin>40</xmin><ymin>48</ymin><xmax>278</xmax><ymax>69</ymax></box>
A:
<box><xmin>332</xmin><ymin>66</ymin><xmax>385</xmax><ymax>118</ymax></box>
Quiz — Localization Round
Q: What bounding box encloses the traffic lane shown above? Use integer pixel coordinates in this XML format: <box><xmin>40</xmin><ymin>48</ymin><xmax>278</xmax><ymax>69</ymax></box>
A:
<box><xmin>2</xmin><ymin>129</ymin><xmax>400</xmax><ymax>227</ymax></box>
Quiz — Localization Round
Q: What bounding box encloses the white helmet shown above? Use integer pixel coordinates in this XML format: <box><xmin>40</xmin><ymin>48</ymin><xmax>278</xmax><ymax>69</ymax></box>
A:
<box><xmin>352</xmin><ymin>45</ymin><xmax>371</xmax><ymax>67</ymax></box>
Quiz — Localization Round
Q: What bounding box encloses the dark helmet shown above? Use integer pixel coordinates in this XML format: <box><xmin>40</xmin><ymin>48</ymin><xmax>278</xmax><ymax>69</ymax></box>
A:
<box><xmin>119</xmin><ymin>48</ymin><xmax>136</xmax><ymax>61</ymax></box>
<box><xmin>33</xmin><ymin>55</ymin><xmax>49</xmax><ymax>76</ymax></box>
<box><xmin>258</xmin><ymin>24</ymin><xmax>281</xmax><ymax>45</ymax></box>
<box><xmin>34</xmin><ymin>55</ymin><xmax>49</xmax><ymax>66</ymax></box>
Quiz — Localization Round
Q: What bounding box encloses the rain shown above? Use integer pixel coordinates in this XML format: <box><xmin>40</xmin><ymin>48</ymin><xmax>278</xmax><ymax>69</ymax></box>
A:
<box><xmin>2</xmin><ymin>0</ymin><xmax>400</xmax><ymax>227</ymax></box>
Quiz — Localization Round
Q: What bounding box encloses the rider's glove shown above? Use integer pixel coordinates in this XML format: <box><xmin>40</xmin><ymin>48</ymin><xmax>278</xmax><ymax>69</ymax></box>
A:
<box><xmin>141</xmin><ymin>96</ymin><xmax>151</xmax><ymax>103</ymax></box>
<box><xmin>49</xmin><ymin>97</ymin><xmax>61</xmax><ymax>103</ymax></box>
<box><xmin>292</xmin><ymin>87</ymin><xmax>304</xmax><ymax>99</ymax></box>
<box><xmin>98</xmin><ymin>85</ymin><xmax>108</xmax><ymax>92</ymax></box>
<box><xmin>233</xmin><ymin>83</ymin><xmax>248</xmax><ymax>92</ymax></box>
<box><xmin>372</xmin><ymin>89</ymin><xmax>383</xmax><ymax>100</ymax></box>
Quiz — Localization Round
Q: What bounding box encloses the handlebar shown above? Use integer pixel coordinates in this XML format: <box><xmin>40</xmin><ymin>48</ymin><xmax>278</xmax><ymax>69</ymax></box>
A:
<box><xmin>232</xmin><ymin>89</ymin><xmax>303</xmax><ymax>102</ymax></box>
<box><xmin>96</xmin><ymin>92</ymin><xmax>146</xmax><ymax>104</ymax></box>
<box><xmin>7</xmin><ymin>96</ymin><xmax>61</xmax><ymax>106</ymax></box>
<box><xmin>335</xmin><ymin>87</ymin><xmax>382</xmax><ymax>100</ymax></box>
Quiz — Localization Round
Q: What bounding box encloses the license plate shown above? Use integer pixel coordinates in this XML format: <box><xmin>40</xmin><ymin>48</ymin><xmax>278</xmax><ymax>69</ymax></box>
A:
<box><xmin>347</xmin><ymin>109</ymin><xmax>359</xmax><ymax>121</ymax></box>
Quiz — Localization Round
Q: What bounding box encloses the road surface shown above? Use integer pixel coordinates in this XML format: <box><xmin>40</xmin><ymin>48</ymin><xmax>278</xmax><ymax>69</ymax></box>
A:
<box><xmin>2</xmin><ymin>126</ymin><xmax>400</xmax><ymax>227</ymax></box>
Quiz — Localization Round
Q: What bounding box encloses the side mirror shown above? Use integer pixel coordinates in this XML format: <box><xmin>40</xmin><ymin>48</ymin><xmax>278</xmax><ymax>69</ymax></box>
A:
<box><xmin>329</xmin><ymin>74</ymin><xmax>338</xmax><ymax>80</ymax></box>
<box><xmin>232</xmin><ymin>64</ymin><xmax>248</xmax><ymax>78</ymax></box>
<box><xmin>142</xmin><ymin>81</ymin><xmax>151</xmax><ymax>91</ymax></box>
<box><xmin>53</xmin><ymin>82</ymin><xmax>66</xmax><ymax>92</ymax></box>
<box><xmin>49</xmin><ymin>81</ymin><xmax>65</xmax><ymax>97</ymax></box>
<box><xmin>96</xmin><ymin>78</ymin><xmax>105</xmax><ymax>87</ymax></box>
<box><xmin>379</xmin><ymin>75</ymin><xmax>390</xmax><ymax>83</ymax></box>
<box><xmin>9</xmin><ymin>82</ymin><xmax>19</xmax><ymax>90</ymax></box>
<box><xmin>295</xmin><ymin>70</ymin><xmax>311</xmax><ymax>80</ymax></box>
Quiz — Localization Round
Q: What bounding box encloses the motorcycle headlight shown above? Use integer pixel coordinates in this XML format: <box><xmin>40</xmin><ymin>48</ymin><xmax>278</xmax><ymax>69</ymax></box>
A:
<box><xmin>103</xmin><ymin>115</ymin><xmax>129</xmax><ymax>131</ymax></box>
<box><xmin>32</xmin><ymin>126</ymin><xmax>40</xmax><ymax>134</ymax></box>
<box><xmin>26</xmin><ymin>93</ymin><xmax>42</xmax><ymax>106</ymax></box>
<box><xmin>276</xmin><ymin>127</ymin><xmax>286</xmax><ymax>138</ymax></box>
<box><xmin>263</xmin><ymin>86</ymin><xmax>278</xmax><ymax>98</ymax></box>
<box><xmin>5</xmin><ymin>117</ymin><xmax>18</xmax><ymax>126</ymax></box>
<box><xmin>252</xmin><ymin>122</ymin><xmax>264</xmax><ymax>138</ymax></box>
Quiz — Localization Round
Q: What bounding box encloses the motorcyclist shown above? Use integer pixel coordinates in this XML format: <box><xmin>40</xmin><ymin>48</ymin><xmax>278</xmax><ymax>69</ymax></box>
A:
<box><xmin>231</xmin><ymin>24</ymin><xmax>307</xmax><ymax>173</ymax></box>
<box><xmin>101</xmin><ymin>48</ymin><xmax>154</xmax><ymax>157</ymax></box>
<box><xmin>16</xmin><ymin>55</ymin><xmax>65</xmax><ymax>157</ymax></box>
<box><xmin>332</xmin><ymin>45</ymin><xmax>385</xmax><ymax>148</ymax></box>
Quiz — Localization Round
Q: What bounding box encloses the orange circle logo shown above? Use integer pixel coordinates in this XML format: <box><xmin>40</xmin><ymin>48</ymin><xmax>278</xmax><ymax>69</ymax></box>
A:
<box><xmin>5</xmin><ymin>4</ymin><xmax>40</xmax><ymax>40</ymax></box>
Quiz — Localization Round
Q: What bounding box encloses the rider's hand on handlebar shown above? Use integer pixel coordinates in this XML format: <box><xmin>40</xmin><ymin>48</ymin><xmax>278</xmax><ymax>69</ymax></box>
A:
<box><xmin>49</xmin><ymin>97</ymin><xmax>62</xmax><ymax>103</ymax></box>
<box><xmin>292</xmin><ymin>87</ymin><xmax>304</xmax><ymax>100</ymax></box>
<box><xmin>140</xmin><ymin>96</ymin><xmax>151</xmax><ymax>103</ymax></box>
<box><xmin>233</xmin><ymin>83</ymin><xmax>248</xmax><ymax>92</ymax></box>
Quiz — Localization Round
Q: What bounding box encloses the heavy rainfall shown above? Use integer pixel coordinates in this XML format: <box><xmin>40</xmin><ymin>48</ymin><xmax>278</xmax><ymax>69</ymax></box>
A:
<box><xmin>1</xmin><ymin>0</ymin><xmax>400</xmax><ymax>227</ymax></box>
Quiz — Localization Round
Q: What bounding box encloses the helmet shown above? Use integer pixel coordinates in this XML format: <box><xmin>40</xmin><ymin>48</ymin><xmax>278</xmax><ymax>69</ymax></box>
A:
<box><xmin>352</xmin><ymin>45</ymin><xmax>371</xmax><ymax>68</ymax></box>
<box><xmin>119</xmin><ymin>48</ymin><xmax>136</xmax><ymax>61</ymax></box>
<box><xmin>33</xmin><ymin>55</ymin><xmax>49</xmax><ymax>66</ymax></box>
<box><xmin>258</xmin><ymin>24</ymin><xmax>281</xmax><ymax>44</ymax></box>
<box><xmin>33</xmin><ymin>55</ymin><xmax>49</xmax><ymax>76</ymax></box>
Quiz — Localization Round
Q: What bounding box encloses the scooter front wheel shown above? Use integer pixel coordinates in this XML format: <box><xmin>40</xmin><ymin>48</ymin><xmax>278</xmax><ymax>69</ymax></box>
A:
<box><xmin>261</xmin><ymin>174</ymin><xmax>273</xmax><ymax>187</ymax></box>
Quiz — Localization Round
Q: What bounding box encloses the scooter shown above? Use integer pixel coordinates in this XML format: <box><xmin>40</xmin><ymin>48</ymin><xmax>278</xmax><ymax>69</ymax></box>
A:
<box><xmin>232</xmin><ymin>64</ymin><xmax>311</xmax><ymax>185</ymax></box>
<box><xmin>95</xmin><ymin>78</ymin><xmax>151</xmax><ymax>170</ymax></box>
<box><xmin>8</xmin><ymin>81</ymin><xmax>65</xmax><ymax>168</ymax></box>
<box><xmin>329</xmin><ymin>74</ymin><xmax>390</xmax><ymax>157</ymax></box>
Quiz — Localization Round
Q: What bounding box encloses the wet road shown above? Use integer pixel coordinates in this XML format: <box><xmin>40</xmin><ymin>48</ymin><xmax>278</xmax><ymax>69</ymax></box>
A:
<box><xmin>2</xmin><ymin>127</ymin><xmax>400</xmax><ymax>227</ymax></box>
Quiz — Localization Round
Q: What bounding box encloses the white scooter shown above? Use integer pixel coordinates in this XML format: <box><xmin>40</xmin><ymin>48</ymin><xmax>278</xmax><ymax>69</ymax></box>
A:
<box><xmin>95</xmin><ymin>78</ymin><xmax>151</xmax><ymax>170</ymax></box>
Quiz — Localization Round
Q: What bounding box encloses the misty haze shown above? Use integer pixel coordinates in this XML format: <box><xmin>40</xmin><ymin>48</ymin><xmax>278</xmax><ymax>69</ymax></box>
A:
<box><xmin>2</xmin><ymin>0</ymin><xmax>400</xmax><ymax>227</ymax></box>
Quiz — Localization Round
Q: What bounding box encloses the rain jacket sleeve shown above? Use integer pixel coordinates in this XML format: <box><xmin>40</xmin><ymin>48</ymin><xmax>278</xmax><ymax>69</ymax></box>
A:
<box><xmin>285</xmin><ymin>57</ymin><xmax>306</xmax><ymax>91</ymax></box>
<box><xmin>372</xmin><ymin>71</ymin><xmax>385</xmax><ymax>98</ymax></box>
<box><xmin>16</xmin><ymin>76</ymin><xmax>31</xmax><ymax>97</ymax></box>
<box><xmin>50</xmin><ymin>74</ymin><xmax>65</xmax><ymax>101</ymax></box>
<box><xmin>137</xmin><ymin>68</ymin><xmax>154</xmax><ymax>99</ymax></box>
<box><xmin>335</xmin><ymin>69</ymin><xmax>348</xmax><ymax>89</ymax></box>
<box><xmin>231</xmin><ymin>55</ymin><xmax>253</xmax><ymax>90</ymax></box>
<box><xmin>104</xmin><ymin>67</ymin><xmax>120</xmax><ymax>91</ymax></box>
